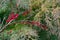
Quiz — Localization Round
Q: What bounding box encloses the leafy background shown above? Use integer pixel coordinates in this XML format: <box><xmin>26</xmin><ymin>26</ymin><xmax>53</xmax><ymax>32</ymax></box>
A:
<box><xmin>0</xmin><ymin>0</ymin><xmax>60</xmax><ymax>40</ymax></box>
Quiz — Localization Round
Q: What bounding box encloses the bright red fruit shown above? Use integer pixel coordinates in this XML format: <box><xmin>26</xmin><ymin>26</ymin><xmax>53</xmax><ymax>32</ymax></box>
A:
<box><xmin>6</xmin><ymin>12</ymin><xmax>19</xmax><ymax>23</ymax></box>
<box><xmin>12</xmin><ymin>14</ymin><xmax>19</xmax><ymax>19</ymax></box>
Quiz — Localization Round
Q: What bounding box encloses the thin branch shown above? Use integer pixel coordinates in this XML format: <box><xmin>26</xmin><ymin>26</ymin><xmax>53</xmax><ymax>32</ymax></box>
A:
<box><xmin>0</xmin><ymin>19</ymin><xmax>13</xmax><ymax>33</ymax></box>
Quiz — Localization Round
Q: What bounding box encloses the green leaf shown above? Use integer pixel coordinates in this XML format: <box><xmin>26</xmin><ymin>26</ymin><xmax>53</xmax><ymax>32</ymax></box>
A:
<box><xmin>38</xmin><ymin>29</ymin><xmax>49</xmax><ymax>40</ymax></box>
<box><xmin>5</xmin><ymin>24</ymin><xmax>15</xmax><ymax>30</ymax></box>
<box><xmin>50</xmin><ymin>35</ymin><xmax>58</xmax><ymax>40</ymax></box>
<box><xmin>14</xmin><ymin>23</ymin><xmax>27</xmax><ymax>30</ymax></box>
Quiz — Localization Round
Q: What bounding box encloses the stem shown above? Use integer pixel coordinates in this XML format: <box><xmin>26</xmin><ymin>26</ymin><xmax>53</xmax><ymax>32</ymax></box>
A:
<box><xmin>0</xmin><ymin>19</ymin><xmax>13</xmax><ymax>33</ymax></box>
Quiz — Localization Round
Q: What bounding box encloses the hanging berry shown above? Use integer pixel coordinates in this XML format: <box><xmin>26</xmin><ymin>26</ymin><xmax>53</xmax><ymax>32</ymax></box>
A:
<box><xmin>35</xmin><ymin>21</ymin><xmax>41</xmax><ymax>26</ymax></box>
<box><xmin>31</xmin><ymin>21</ymin><xmax>35</xmax><ymax>25</ymax></box>
<box><xmin>41</xmin><ymin>24</ymin><xmax>48</xmax><ymax>30</ymax></box>
<box><xmin>31</xmin><ymin>21</ymin><xmax>41</xmax><ymax>26</ymax></box>
<box><xmin>6</xmin><ymin>12</ymin><xmax>19</xmax><ymax>23</ymax></box>
<box><xmin>30</xmin><ymin>21</ymin><xmax>48</xmax><ymax>30</ymax></box>
<box><xmin>22</xmin><ymin>10</ymin><xmax>30</xmax><ymax>16</ymax></box>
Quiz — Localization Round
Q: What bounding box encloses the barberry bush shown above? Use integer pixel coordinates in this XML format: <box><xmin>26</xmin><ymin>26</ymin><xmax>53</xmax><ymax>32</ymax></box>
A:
<box><xmin>0</xmin><ymin>0</ymin><xmax>60</xmax><ymax>40</ymax></box>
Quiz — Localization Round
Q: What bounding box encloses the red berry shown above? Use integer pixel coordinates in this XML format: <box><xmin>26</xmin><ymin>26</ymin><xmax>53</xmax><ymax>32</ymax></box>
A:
<box><xmin>41</xmin><ymin>24</ymin><xmax>48</xmax><ymax>30</ymax></box>
<box><xmin>22</xmin><ymin>10</ymin><xmax>29</xmax><ymax>16</ymax></box>
<box><xmin>6</xmin><ymin>12</ymin><xmax>19</xmax><ymax>23</ymax></box>
<box><xmin>31</xmin><ymin>21</ymin><xmax>41</xmax><ymax>26</ymax></box>
<box><xmin>35</xmin><ymin>21</ymin><xmax>41</xmax><ymax>26</ymax></box>
<box><xmin>12</xmin><ymin>14</ymin><xmax>19</xmax><ymax>19</ymax></box>
<box><xmin>31</xmin><ymin>21</ymin><xmax>48</xmax><ymax>30</ymax></box>
<box><xmin>31</xmin><ymin>21</ymin><xmax>36</xmax><ymax>25</ymax></box>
